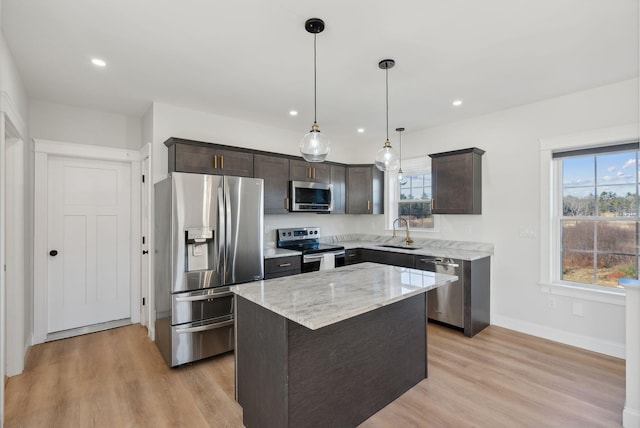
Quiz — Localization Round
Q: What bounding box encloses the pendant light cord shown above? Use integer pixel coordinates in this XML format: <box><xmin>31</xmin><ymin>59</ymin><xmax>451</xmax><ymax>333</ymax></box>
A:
<box><xmin>385</xmin><ymin>67</ymin><xmax>389</xmax><ymax>141</ymax></box>
<box><xmin>313</xmin><ymin>33</ymin><xmax>317</xmax><ymax>124</ymax></box>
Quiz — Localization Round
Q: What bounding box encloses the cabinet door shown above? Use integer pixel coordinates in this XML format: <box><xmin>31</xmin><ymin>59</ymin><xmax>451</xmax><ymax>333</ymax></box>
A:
<box><xmin>312</xmin><ymin>163</ymin><xmax>331</xmax><ymax>183</ymax></box>
<box><xmin>174</xmin><ymin>143</ymin><xmax>218</xmax><ymax>174</ymax></box>
<box><xmin>346</xmin><ymin>167</ymin><xmax>371</xmax><ymax>214</ymax></box>
<box><xmin>431</xmin><ymin>148</ymin><xmax>483</xmax><ymax>214</ymax></box>
<box><xmin>172</xmin><ymin>143</ymin><xmax>253</xmax><ymax>176</ymax></box>
<box><xmin>254</xmin><ymin>155</ymin><xmax>290</xmax><ymax>214</ymax></box>
<box><xmin>330</xmin><ymin>165</ymin><xmax>346</xmax><ymax>214</ymax></box>
<box><xmin>290</xmin><ymin>159</ymin><xmax>331</xmax><ymax>183</ymax></box>
<box><xmin>215</xmin><ymin>148</ymin><xmax>254</xmax><ymax>177</ymax></box>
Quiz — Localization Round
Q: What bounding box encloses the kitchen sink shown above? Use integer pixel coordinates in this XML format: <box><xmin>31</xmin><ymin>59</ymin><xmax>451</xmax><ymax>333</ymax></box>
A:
<box><xmin>377</xmin><ymin>244</ymin><xmax>421</xmax><ymax>250</ymax></box>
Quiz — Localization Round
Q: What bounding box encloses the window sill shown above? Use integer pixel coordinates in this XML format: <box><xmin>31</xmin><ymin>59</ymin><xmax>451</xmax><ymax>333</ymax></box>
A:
<box><xmin>539</xmin><ymin>281</ymin><xmax>625</xmax><ymax>306</ymax></box>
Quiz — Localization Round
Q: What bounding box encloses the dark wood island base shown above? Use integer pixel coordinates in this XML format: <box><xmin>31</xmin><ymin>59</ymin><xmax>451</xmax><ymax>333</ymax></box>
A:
<box><xmin>236</xmin><ymin>293</ymin><xmax>428</xmax><ymax>427</ymax></box>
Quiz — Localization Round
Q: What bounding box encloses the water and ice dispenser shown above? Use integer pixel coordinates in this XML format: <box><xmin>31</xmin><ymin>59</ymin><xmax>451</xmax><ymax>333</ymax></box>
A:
<box><xmin>185</xmin><ymin>227</ymin><xmax>214</xmax><ymax>271</ymax></box>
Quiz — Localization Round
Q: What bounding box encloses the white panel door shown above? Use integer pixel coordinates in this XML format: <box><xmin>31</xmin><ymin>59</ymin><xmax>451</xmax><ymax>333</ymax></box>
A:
<box><xmin>47</xmin><ymin>156</ymin><xmax>131</xmax><ymax>333</ymax></box>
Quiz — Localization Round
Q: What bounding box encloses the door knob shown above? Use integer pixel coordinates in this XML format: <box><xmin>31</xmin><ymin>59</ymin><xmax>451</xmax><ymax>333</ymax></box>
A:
<box><xmin>142</xmin><ymin>250</ymin><xmax>149</xmax><ymax>255</ymax></box>
<box><xmin>49</xmin><ymin>250</ymin><xmax>58</xmax><ymax>256</ymax></box>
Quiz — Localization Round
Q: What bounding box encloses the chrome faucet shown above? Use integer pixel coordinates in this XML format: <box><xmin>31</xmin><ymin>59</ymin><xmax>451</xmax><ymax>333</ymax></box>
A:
<box><xmin>392</xmin><ymin>218</ymin><xmax>413</xmax><ymax>246</ymax></box>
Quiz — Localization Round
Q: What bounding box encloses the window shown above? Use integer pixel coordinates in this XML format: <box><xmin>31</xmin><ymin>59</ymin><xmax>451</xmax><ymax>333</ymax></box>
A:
<box><xmin>554</xmin><ymin>142</ymin><xmax>639</xmax><ymax>288</ymax></box>
<box><xmin>387</xmin><ymin>157</ymin><xmax>434</xmax><ymax>230</ymax></box>
<box><xmin>398</xmin><ymin>173</ymin><xmax>433</xmax><ymax>229</ymax></box>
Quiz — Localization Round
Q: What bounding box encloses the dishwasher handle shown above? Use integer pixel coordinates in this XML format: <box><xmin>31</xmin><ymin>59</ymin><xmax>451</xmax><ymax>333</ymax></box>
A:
<box><xmin>418</xmin><ymin>258</ymin><xmax>460</xmax><ymax>268</ymax></box>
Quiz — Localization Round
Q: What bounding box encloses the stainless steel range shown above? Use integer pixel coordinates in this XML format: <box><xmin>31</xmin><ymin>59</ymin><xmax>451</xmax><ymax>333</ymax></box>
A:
<box><xmin>277</xmin><ymin>227</ymin><xmax>345</xmax><ymax>272</ymax></box>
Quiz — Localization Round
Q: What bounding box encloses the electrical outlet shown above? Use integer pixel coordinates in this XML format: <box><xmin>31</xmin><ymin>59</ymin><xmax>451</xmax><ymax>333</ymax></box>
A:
<box><xmin>548</xmin><ymin>295</ymin><xmax>557</xmax><ymax>310</ymax></box>
<box><xmin>519</xmin><ymin>226</ymin><xmax>536</xmax><ymax>238</ymax></box>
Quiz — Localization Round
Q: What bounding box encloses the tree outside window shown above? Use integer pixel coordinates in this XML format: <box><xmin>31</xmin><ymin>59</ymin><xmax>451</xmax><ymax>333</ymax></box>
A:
<box><xmin>398</xmin><ymin>173</ymin><xmax>433</xmax><ymax>229</ymax></box>
<box><xmin>559</xmin><ymin>149</ymin><xmax>639</xmax><ymax>287</ymax></box>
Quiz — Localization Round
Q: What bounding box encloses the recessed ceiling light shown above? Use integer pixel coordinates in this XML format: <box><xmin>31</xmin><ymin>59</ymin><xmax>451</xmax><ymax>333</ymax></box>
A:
<box><xmin>91</xmin><ymin>58</ymin><xmax>106</xmax><ymax>67</ymax></box>
<box><xmin>452</xmin><ymin>100</ymin><xmax>463</xmax><ymax>107</ymax></box>
<box><xmin>357</xmin><ymin>128</ymin><xmax>365</xmax><ymax>133</ymax></box>
<box><xmin>289</xmin><ymin>110</ymin><xmax>298</xmax><ymax>116</ymax></box>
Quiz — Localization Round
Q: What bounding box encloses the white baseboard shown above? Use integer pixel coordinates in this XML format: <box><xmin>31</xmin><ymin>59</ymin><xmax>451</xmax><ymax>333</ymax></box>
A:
<box><xmin>624</xmin><ymin>406</ymin><xmax>640</xmax><ymax>428</ymax></box>
<box><xmin>492</xmin><ymin>315</ymin><xmax>625</xmax><ymax>359</ymax></box>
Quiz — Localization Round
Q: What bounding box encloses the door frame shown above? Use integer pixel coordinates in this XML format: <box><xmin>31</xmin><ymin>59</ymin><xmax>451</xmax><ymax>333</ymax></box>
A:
<box><xmin>33</xmin><ymin>139</ymin><xmax>142</xmax><ymax>344</ymax></box>
<box><xmin>139</xmin><ymin>142</ymin><xmax>154</xmax><ymax>338</ymax></box>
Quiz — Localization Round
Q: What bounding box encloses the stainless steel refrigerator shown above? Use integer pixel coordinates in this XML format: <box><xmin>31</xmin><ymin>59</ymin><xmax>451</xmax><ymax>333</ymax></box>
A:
<box><xmin>154</xmin><ymin>172</ymin><xmax>264</xmax><ymax>367</ymax></box>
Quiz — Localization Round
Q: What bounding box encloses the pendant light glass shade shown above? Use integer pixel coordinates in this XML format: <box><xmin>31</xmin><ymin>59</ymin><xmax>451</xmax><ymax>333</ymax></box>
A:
<box><xmin>375</xmin><ymin>140</ymin><xmax>400</xmax><ymax>171</ymax></box>
<box><xmin>300</xmin><ymin>18</ymin><xmax>330</xmax><ymax>162</ymax></box>
<box><xmin>375</xmin><ymin>59</ymin><xmax>399</xmax><ymax>172</ymax></box>
<box><xmin>300</xmin><ymin>122</ymin><xmax>330</xmax><ymax>162</ymax></box>
<box><xmin>396</xmin><ymin>127</ymin><xmax>408</xmax><ymax>185</ymax></box>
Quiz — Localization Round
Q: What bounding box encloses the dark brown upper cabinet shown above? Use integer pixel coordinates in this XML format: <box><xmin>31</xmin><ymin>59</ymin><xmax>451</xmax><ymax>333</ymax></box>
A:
<box><xmin>254</xmin><ymin>154</ymin><xmax>290</xmax><ymax>214</ymax></box>
<box><xmin>290</xmin><ymin>159</ymin><xmax>331</xmax><ymax>183</ymax></box>
<box><xmin>166</xmin><ymin>139</ymin><xmax>254</xmax><ymax>177</ymax></box>
<box><xmin>430</xmin><ymin>147</ymin><xmax>484</xmax><ymax>214</ymax></box>
<box><xmin>346</xmin><ymin>165</ymin><xmax>384</xmax><ymax>215</ymax></box>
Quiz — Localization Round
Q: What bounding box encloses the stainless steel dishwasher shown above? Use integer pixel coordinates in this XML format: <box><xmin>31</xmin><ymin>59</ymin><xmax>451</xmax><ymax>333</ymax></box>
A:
<box><xmin>417</xmin><ymin>257</ymin><xmax>464</xmax><ymax>329</ymax></box>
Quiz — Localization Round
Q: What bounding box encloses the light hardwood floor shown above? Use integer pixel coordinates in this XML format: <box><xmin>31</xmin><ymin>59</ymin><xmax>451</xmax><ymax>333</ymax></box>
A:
<box><xmin>4</xmin><ymin>323</ymin><xmax>624</xmax><ymax>427</ymax></box>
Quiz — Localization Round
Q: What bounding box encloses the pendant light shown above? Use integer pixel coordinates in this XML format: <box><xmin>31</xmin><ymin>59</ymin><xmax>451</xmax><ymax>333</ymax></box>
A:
<box><xmin>396</xmin><ymin>127</ymin><xmax>408</xmax><ymax>185</ymax></box>
<box><xmin>299</xmin><ymin>18</ymin><xmax>330</xmax><ymax>162</ymax></box>
<box><xmin>374</xmin><ymin>59</ymin><xmax>400</xmax><ymax>172</ymax></box>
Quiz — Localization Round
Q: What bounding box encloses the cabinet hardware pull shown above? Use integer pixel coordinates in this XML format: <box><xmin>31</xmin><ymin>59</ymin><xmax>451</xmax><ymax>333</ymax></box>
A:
<box><xmin>285</xmin><ymin>197</ymin><xmax>289</xmax><ymax>209</ymax></box>
<box><xmin>348</xmin><ymin>254</ymin><xmax>356</xmax><ymax>258</ymax></box>
<box><xmin>367</xmin><ymin>200</ymin><xmax>371</xmax><ymax>211</ymax></box>
<box><xmin>221</xmin><ymin>155</ymin><xmax>224</xmax><ymax>169</ymax></box>
<box><xmin>431</xmin><ymin>198</ymin><xmax>434</xmax><ymax>209</ymax></box>
<box><xmin>313</xmin><ymin>168</ymin><xmax>316</xmax><ymax>179</ymax></box>
<box><xmin>213</xmin><ymin>155</ymin><xmax>217</xmax><ymax>169</ymax></box>
<box><xmin>278</xmin><ymin>263</ymin><xmax>292</xmax><ymax>267</ymax></box>
<box><xmin>308</xmin><ymin>167</ymin><xmax>311</xmax><ymax>179</ymax></box>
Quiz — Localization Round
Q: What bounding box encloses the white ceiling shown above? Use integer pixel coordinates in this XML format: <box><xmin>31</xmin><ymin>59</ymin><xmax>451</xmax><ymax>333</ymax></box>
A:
<box><xmin>2</xmin><ymin>0</ymin><xmax>638</xmax><ymax>144</ymax></box>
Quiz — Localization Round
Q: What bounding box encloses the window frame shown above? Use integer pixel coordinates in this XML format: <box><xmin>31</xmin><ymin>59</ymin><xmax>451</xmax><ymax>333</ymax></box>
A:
<box><xmin>385</xmin><ymin>156</ymin><xmax>437</xmax><ymax>231</ymax></box>
<box><xmin>539</xmin><ymin>124</ymin><xmax>638</xmax><ymax>305</ymax></box>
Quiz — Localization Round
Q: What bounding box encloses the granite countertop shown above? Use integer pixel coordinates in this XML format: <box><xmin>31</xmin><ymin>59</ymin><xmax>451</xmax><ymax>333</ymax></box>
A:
<box><xmin>264</xmin><ymin>234</ymin><xmax>494</xmax><ymax>261</ymax></box>
<box><xmin>340</xmin><ymin>241</ymin><xmax>492</xmax><ymax>261</ymax></box>
<box><xmin>263</xmin><ymin>247</ymin><xmax>302</xmax><ymax>259</ymax></box>
<box><xmin>232</xmin><ymin>262</ymin><xmax>457</xmax><ymax>330</ymax></box>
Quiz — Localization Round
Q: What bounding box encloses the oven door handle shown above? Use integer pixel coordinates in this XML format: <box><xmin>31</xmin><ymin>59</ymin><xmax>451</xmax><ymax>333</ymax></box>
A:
<box><xmin>175</xmin><ymin>319</ymin><xmax>235</xmax><ymax>334</ymax></box>
<box><xmin>175</xmin><ymin>291</ymin><xmax>233</xmax><ymax>302</ymax></box>
<box><xmin>303</xmin><ymin>251</ymin><xmax>345</xmax><ymax>262</ymax></box>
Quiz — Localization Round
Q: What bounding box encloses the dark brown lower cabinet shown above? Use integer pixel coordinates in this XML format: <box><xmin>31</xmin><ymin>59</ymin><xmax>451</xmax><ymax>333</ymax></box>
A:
<box><xmin>359</xmin><ymin>248</ymin><xmax>415</xmax><ymax>268</ymax></box>
<box><xmin>236</xmin><ymin>293</ymin><xmax>427</xmax><ymax>427</ymax></box>
<box><xmin>264</xmin><ymin>256</ymin><xmax>301</xmax><ymax>279</ymax></box>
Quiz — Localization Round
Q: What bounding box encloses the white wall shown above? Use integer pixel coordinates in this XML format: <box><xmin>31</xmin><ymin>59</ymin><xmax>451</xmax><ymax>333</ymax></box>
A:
<box><xmin>388</xmin><ymin>78</ymin><xmax>638</xmax><ymax>356</ymax></box>
<box><xmin>29</xmin><ymin>99</ymin><xmax>142</xmax><ymax>150</ymax></box>
<box><xmin>0</xmin><ymin>34</ymin><xmax>28</xmax><ymax>122</ymax></box>
<box><xmin>0</xmin><ymin>19</ymin><xmax>30</xmax><ymax>426</ymax></box>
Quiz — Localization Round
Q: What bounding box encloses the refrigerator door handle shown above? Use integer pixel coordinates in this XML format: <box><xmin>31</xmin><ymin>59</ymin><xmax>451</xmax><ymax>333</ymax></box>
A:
<box><xmin>217</xmin><ymin>186</ymin><xmax>225</xmax><ymax>275</ymax></box>
<box><xmin>225</xmin><ymin>184</ymin><xmax>232</xmax><ymax>281</ymax></box>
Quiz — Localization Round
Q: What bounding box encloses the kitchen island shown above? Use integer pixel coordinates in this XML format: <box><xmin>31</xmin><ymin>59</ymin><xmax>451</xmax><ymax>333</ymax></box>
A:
<box><xmin>232</xmin><ymin>262</ymin><xmax>458</xmax><ymax>427</ymax></box>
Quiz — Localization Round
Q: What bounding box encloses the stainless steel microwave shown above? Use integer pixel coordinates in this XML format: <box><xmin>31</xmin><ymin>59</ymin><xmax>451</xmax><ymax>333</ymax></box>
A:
<box><xmin>290</xmin><ymin>181</ymin><xmax>334</xmax><ymax>212</ymax></box>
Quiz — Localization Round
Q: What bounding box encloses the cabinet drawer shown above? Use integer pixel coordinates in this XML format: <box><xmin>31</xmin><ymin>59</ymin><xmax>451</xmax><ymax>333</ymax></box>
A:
<box><xmin>264</xmin><ymin>256</ymin><xmax>301</xmax><ymax>277</ymax></box>
<box><xmin>344</xmin><ymin>249</ymin><xmax>361</xmax><ymax>265</ymax></box>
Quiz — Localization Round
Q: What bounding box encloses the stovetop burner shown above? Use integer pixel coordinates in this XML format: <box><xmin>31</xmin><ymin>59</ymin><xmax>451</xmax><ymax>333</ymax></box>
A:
<box><xmin>277</xmin><ymin>227</ymin><xmax>344</xmax><ymax>254</ymax></box>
